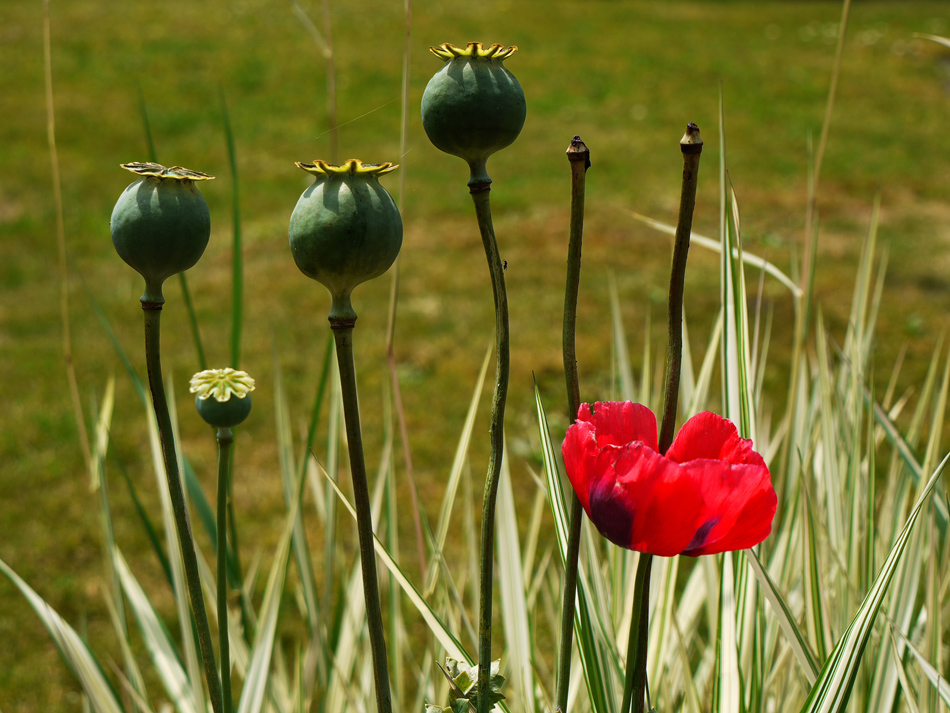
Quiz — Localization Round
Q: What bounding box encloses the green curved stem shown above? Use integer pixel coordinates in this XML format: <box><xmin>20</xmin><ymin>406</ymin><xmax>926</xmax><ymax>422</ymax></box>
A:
<box><xmin>470</xmin><ymin>183</ymin><xmax>510</xmax><ymax>713</ymax></box>
<box><xmin>226</xmin><ymin>462</ymin><xmax>250</xmax><ymax>640</ymax></box>
<box><xmin>142</xmin><ymin>302</ymin><xmax>223</xmax><ymax>713</ymax></box>
<box><xmin>555</xmin><ymin>136</ymin><xmax>590</xmax><ymax>713</ymax></box>
<box><xmin>216</xmin><ymin>428</ymin><xmax>235</xmax><ymax>713</ymax></box>
<box><xmin>330</xmin><ymin>320</ymin><xmax>392</xmax><ymax>713</ymax></box>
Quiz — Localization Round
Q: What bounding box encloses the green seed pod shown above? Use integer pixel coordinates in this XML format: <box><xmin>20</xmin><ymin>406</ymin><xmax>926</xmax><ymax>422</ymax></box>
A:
<box><xmin>111</xmin><ymin>162</ymin><xmax>214</xmax><ymax>304</ymax></box>
<box><xmin>190</xmin><ymin>368</ymin><xmax>256</xmax><ymax>429</ymax></box>
<box><xmin>289</xmin><ymin>159</ymin><xmax>403</xmax><ymax>324</ymax></box>
<box><xmin>421</xmin><ymin>43</ymin><xmax>526</xmax><ymax>187</ymax></box>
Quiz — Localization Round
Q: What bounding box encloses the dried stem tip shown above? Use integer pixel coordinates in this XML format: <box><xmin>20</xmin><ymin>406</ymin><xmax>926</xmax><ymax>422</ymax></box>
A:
<box><xmin>566</xmin><ymin>135</ymin><xmax>591</xmax><ymax>170</ymax></box>
<box><xmin>680</xmin><ymin>123</ymin><xmax>703</xmax><ymax>153</ymax></box>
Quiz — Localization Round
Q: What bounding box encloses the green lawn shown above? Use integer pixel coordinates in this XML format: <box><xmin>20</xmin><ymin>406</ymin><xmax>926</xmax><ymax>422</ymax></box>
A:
<box><xmin>1</xmin><ymin>0</ymin><xmax>948</xmax><ymax>709</ymax></box>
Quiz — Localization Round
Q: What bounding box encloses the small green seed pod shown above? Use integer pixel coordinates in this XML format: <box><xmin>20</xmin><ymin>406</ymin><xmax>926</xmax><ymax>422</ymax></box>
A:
<box><xmin>111</xmin><ymin>162</ymin><xmax>214</xmax><ymax>304</ymax></box>
<box><xmin>289</xmin><ymin>159</ymin><xmax>403</xmax><ymax>324</ymax></box>
<box><xmin>190</xmin><ymin>368</ymin><xmax>256</xmax><ymax>429</ymax></box>
<box><xmin>421</xmin><ymin>43</ymin><xmax>526</xmax><ymax>187</ymax></box>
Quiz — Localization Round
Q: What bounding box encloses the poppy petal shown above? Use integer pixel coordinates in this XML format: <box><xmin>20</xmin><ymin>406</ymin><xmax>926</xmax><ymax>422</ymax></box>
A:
<box><xmin>665</xmin><ymin>411</ymin><xmax>766</xmax><ymax>468</ymax></box>
<box><xmin>562</xmin><ymin>402</ymin><xmax>776</xmax><ymax>557</ymax></box>
<box><xmin>677</xmin><ymin>459</ymin><xmax>777</xmax><ymax>556</ymax></box>
<box><xmin>581</xmin><ymin>401</ymin><xmax>658</xmax><ymax>452</ymax></box>
<box><xmin>562</xmin><ymin>417</ymin><xmax>599</xmax><ymax>512</ymax></box>
<box><xmin>563</xmin><ymin>402</ymin><xmax>658</xmax><ymax>513</ymax></box>
<box><xmin>589</xmin><ymin>443</ymin><xmax>705</xmax><ymax>556</ymax></box>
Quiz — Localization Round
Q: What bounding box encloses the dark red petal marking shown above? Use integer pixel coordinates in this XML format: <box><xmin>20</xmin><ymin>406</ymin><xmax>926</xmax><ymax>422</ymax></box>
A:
<box><xmin>588</xmin><ymin>479</ymin><xmax>636</xmax><ymax>548</ymax></box>
<box><xmin>682</xmin><ymin>517</ymin><xmax>720</xmax><ymax>554</ymax></box>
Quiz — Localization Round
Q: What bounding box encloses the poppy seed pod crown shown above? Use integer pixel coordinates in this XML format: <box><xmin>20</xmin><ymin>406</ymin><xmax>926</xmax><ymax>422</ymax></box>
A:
<box><xmin>421</xmin><ymin>42</ymin><xmax>526</xmax><ymax>187</ymax></box>
<box><xmin>190</xmin><ymin>368</ymin><xmax>256</xmax><ymax>429</ymax></box>
<box><xmin>110</xmin><ymin>162</ymin><xmax>214</xmax><ymax>304</ymax></box>
<box><xmin>289</xmin><ymin>159</ymin><xmax>403</xmax><ymax>324</ymax></box>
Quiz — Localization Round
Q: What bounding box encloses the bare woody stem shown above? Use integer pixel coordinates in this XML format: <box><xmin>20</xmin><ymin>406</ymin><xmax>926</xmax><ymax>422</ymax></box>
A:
<box><xmin>330</xmin><ymin>319</ymin><xmax>393</xmax><ymax>713</ymax></box>
<box><xmin>555</xmin><ymin>135</ymin><xmax>590</xmax><ymax>713</ymax></box>
<box><xmin>625</xmin><ymin>123</ymin><xmax>704</xmax><ymax>713</ymax></box>
<box><xmin>562</xmin><ymin>136</ymin><xmax>589</xmax><ymax>424</ymax></box>
<box><xmin>658</xmin><ymin>123</ymin><xmax>704</xmax><ymax>454</ymax></box>
<box><xmin>142</xmin><ymin>302</ymin><xmax>224</xmax><ymax>713</ymax></box>
<box><xmin>469</xmin><ymin>181</ymin><xmax>510</xmax><ymax>713</ymax></box>
<box><xmin>215</xmin><ymin>428</ymin><xmax>235</xmax><ymax>713</ymax></box>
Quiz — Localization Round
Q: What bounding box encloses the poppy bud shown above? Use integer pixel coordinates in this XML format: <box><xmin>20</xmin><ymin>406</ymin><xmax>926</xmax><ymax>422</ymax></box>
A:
<box><xmin>190</xmin><ymin>368</ymin><xmax>255</xmax><ymax>429</ymax></box>
<box><xmin>288</xmin><ymin>159</ymin><xmax>403</xmax><ymax>324</ymax></box>
<box><xmin>110</xmin><ymin>162</ymin><xmax>214</xmax><ymax>304</ymax></box>
<box><xmin>421</xmin><ymin>42</ymin><xmax>526</xmax><ymax>187</ymax></box>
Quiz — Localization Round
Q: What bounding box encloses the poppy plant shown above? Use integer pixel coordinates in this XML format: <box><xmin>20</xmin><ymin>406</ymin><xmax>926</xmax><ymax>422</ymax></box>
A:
<box><xmin>563</xmin><ymin>401</ymin><xmax>777</xmax><ymax>556</ymax></box>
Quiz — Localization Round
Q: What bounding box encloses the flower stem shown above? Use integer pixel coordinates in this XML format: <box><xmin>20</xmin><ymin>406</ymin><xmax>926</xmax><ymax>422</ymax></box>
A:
<box><xmin>555</xmin><ymin>136</ymin><xmax>590</xmax><ymax>713</ymax></box>
<box><xmin>142</xmin><ymin>301</ymin><xmax>223</xmax><ymax>713</ymax></box>
<box><xmin>469</xmin><ymin>182</ymin><xmax>510</xmax><ymax>713</ymax></box>
<box><xmin>619</xmin><ymin>555</ymin><xmax>653</xmax><ymax>713</ymax></box>
<box><xmin>226</xmin><ymin>466</ymin><xmax>251</xmax><ymax>639</ymax></box>
<box><xmin>330</xmin><ymin>319</ymin><xmax>392</xmax><ymax>713</ymax></box>
<box><xmin>215</xmin><ymin>427</ymin><xmax>235</xmax><ymax>713</ymax></box>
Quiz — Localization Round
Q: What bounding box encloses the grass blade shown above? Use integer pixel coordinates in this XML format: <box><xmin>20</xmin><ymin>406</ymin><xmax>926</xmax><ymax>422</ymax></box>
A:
<box><xmin>496</xmin><ymin>445</ymin><xmax>536</xmax><ymax>713</ymax></box>
<box><xmin>425</xmin><ymin>342</ymin><xmax>493</xmax><ymax>596</ymax></box>
<box><xmin>145</xmin><ymin>385</ymin><xmax>203</xmax><ymax>705</ymax></box>
<box><xmin>177</xmin><ymin>273</ymin><xmax>207</xmax><ymax>372</ymax></box>
<box><xmin>608</xmin><ymin>272</ymin><xmax>636</xmax><ymax>401</ymax></box>
<box><xmin>887</xmin><ymin>630</ymin><xmax>921</xmax><ymax>713</ymax></box>
<box><xmin>799</xmin><ymin>452</ymin><xmax>950</xmax><ymax>712</ymax></box>
<box><xmin>77</xmin><ymin>266</ymin><xmax>146</xmax><ymax>403</ymax></box>
<box><xmin>91</xmin><ymin>379</ymin><xmax>151</xmax><ymax>706</ymax></box>
<box><xmin>713</xmin><ymin>554</ymin><xmax>741</xmax><ymax>713</ymax></box>
<box><xmin>328</xmin><ymin>426</ymin><xmax>393</xmax><ymax>713</ymax></box>
<box><xmin>115</xmin><ymin>459</ymin><xmax>173</xmax><ymax>587</ymax></box>
<box><xmin>624</xmin><ymin>210</ymin><xmax>801</xmax><ymax>299</ymax></box>
<box><xmin>236</xmin><ymin>463</ymin><xmax>304</xmax><ymax>713</ymax></box>
<box><xmin>535</xmin><ymin>383</ymin><xmax>616</xmax><ymax>713</ymax></box>
<box><xmin>322</xmin><ymin>466</ymin><xmax>471</xmax><ymax>666</ymax></box>
<box><xmin>890</xmin><ymin>622</ymin><xmax>950</xmax><ymax>705</ymax></box>
<box><xmin>44</xmin><ymin>0</ymin><xmax>92</xmax><ymax>475</ymax></box>
<box><xmin>0</xmin><ymin>558</ymin><xmax>124</xmax><ymax>713</ymax></box>
<box><xmin>325</xmin><ymin>552</ymin><xmax>370</xmax><ymax>713</ymax></box>
<box><xmin>274</xmin><ymin>351</ymin><xmax>320</xmax><ymax>634</ymax></box>
<box><xmin>745</xmin><ymin>548</ymin><xmax>820</xmax><ymax>684</ymax></box>
<box><xmin>115</xmin><ymin>549</ymin><xmax>200</xmax><ymax>713</ymax></box>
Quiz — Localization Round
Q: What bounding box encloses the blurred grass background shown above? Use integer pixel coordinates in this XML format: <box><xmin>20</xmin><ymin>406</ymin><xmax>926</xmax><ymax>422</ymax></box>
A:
<box><xmin>1</xmin><ymin>0</ymin><xmax>948</xmax><ymax>709</ymax></box>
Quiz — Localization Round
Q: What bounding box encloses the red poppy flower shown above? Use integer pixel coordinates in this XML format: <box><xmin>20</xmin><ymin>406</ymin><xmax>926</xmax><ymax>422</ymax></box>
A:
<box><xmin>562</xmin><ymin>402</ymin><xmax>776</xmax><ymax>556</ymax></box>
